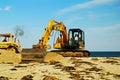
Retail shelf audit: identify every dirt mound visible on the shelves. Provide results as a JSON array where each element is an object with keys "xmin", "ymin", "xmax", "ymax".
[
  {"xmin": 21, "ymin": 75, "xmax": 33, "ymax": 80},
  {"xmin": 43, "ymin": 76, "xmax": 59, "ymax": 80},
  {"xmin": 0, "ymin": 49, "xmax": 21, "ymax": 63},
  {"xmin": 44, "ymin": 52, "xmax": 65, "ymax": 63},
  {"xmin": 0, "ymin": 76, "xmax": 9, "ymax": 80}
]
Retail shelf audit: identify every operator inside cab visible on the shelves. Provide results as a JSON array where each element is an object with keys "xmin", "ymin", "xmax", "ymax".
[
  {"xmin": 2, "ymin": 37, "xmax": 7, "ymax": 42},
  {"xmin": 74, "ymin": 34, "xmax": 79, "ymax": 45}
]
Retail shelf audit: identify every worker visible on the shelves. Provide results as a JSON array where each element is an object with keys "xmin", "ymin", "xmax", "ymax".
[
  {"xmin": 74, "ymin": 34, "xmax": 79, "ymax": 45},
  {"xmin": 3, "ymin": 37, "xmax": 7, "ymax": 42}
]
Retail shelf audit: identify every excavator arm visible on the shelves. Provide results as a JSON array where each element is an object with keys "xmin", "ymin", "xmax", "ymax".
[{"xmin": 33, "ymin": 20, "xmax": 68, "ymax": 50}]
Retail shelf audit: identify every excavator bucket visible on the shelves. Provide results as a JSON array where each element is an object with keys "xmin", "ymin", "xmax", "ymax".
[{"xmin": 22, "ymin": 48, "xmax": 46, "ymax": 62}]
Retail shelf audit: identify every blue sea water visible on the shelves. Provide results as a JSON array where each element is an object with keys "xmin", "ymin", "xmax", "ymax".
[{"xmin": 90, "ymin": 51, "xmax": 120, "ymax": 57}]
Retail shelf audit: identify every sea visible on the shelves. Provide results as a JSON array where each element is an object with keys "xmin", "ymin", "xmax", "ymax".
[{"xmin": 90, "ymin": 51, "xmax": 120, "ymax": 57}]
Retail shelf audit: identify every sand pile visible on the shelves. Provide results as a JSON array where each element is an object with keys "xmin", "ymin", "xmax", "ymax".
[
  {"xmin": 44, "ymin": 52, "xmax": 65, "ymax": 63},
  {"xmin": 44, "ymin": 52, "xmax": 73, "ymax": 66},
  {"xmin": 0, "ymin": 49, "xmax": 21, "ymax": 63}
]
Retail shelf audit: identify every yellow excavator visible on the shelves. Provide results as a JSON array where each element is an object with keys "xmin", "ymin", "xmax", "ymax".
[
  {"xmin": 22, "ymin": 20, "xmax": 90, "ymax": 62},
  {"xmin": 33, "ymin": 20, "xmax": 90, "ymax": 57}
]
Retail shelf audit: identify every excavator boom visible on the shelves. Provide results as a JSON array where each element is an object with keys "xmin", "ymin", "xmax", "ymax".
[{"xmin": 33, "ymin": 20, "xmax": 68, "ymax": 49}]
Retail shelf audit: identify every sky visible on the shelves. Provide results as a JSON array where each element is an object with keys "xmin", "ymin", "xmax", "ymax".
[{"xmin": 0, "ymin": 0, "xmax": 120, "ymax": 51}]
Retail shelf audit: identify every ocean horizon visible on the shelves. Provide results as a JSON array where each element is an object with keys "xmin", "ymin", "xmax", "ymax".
[{"xmin": 90, "ymin": 51, "xmax": 120, "ymax": 57}]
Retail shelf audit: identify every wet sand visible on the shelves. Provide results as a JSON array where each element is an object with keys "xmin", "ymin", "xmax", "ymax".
[{"xmin": 0, "ymin": 57, "xmax": 120, "ymax": 80}]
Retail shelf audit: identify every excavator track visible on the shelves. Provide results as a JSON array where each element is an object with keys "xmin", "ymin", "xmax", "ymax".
[{"xmin": 50, "ymin": 49, "xmax": 90, "ymax": 57}]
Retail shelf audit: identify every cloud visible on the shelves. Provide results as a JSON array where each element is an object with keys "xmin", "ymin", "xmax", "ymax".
[
  {"xmin": 0, "ymin": 6, "xmax": 11, "ymax": 11},
  {"xmin": 57, "ymin": 0, "xmax": 117, "ymax": 15},
  {"xmin": 0, "ymin": 8, "xmax": 2, "ymax": 11},
  {"xmin": 87, "ymin": 23, "xmax": 120, "ymax": 32},
  {"xmin": 87, "ymin": 11, "xmax": 114, "ymax": 19},
  {"xmin": 4, "ymin": 6, "xmax": 11, "ymax": 11},
  {"xmin": 63, "ymin": 17, "xmax": 82, "ymax": 26}
]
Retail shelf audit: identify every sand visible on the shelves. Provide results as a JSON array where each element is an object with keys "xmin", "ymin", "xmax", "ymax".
[
  {"xmin": 0, "ymin": 57, "xmax": 120, "ymax": 80},
  {"xmin": 0, "ymin": 50, "xmax": 21, "ymax": 63}
]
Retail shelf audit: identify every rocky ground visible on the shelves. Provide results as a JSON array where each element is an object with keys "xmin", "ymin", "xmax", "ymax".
[{"xmin": 0, "ymin": 57, "xmax": 120, "ymax": 80}]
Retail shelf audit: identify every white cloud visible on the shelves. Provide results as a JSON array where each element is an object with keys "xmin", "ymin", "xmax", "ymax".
[
  {"xmin": 0, "ymin": 8, "xmax": 2, "ymax": 11},
  {"xmin": 87, "ymin": 23, "xmax": 120, "ymax": 32},
  {"xmin": 87, "ymin": 11, "xmax": 114, "ymax": 19},
  {"xmin": 4, "ymin": 6, "xmax": 11, "ymax": 11},
  {"xmin": 57, "ymin": 0, "xmax": 117, "ymax": 15},
  {"xmin": 64, "ymin": 17, "xmax": 82, "ymax": 26},
  {"xmin": 0, "ymin": 6, "xmax": 11, "ymax": 11}
]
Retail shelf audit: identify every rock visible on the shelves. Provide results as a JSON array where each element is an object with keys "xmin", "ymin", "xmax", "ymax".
[
  {"xmin": 53, "ymin": 63, "xmax": 63, "ymax": 69},
  {"xmin": 49, "ymin": 61, "xmax": 61, "ymax": 65},
  {"xmin": 69, "ymin": 72, "xmax": 80, "ymax": 79},
  {"xmin": 21, "ymin": 75, "xmax": 33, "ymax": 80},
  {"xmin": 14, "ymin": 65, "xmax": 27, "ymax": 68},
  {"xmin": 10, "ymin": 68, "xmax": 17, "ymax": 71},
  {"xmin": 72, "ymin": 60, "xmax": 82, "ymax": 64},
  {"xmin": 43, "ymin": 76, "xmax": 59, "ymax": 80},
  {"xmin": 62, "ymin": 66, "xmax": 75, "ymax": 72},
  {"xmin": 113, "ymin": 74, "xmax": 120, "ymax": 79},
  {"xmin": 72, "ymin": 60, "xmax": 96, "ymax": 66},
  {"xmin": 0, "ymin": 76, "xmax": 9, "ymax": 80},
  {"xmin": 102, "ymin": 60, "xmax": 118, "ymax": 64},
  {"xmin": 80, "ymin": 61, "xmax": 96, "ymax": 66},
  {"xmin": 87, "ymin": 66, "xmax": 102, "ymax": 72}
]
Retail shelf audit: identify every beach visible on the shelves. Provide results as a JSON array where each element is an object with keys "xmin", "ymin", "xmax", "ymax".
[{"xmin": 0, "ymin": 57, "xmax": 120, "ymax": 80}]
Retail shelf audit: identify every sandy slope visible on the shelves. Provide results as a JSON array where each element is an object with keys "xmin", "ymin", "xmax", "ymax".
[{"xmin": 0, "ymin": 57, "xmax": 120, "ymax": 80}]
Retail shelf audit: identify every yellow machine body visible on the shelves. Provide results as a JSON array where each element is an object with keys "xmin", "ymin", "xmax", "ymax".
[{"xmin": 0, "ymin": 34, "xmax": 21, "ymax": 63}]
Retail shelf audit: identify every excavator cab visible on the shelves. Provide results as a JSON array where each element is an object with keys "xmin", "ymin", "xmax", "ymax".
[
  {"xmin": 53, "ymin": 28, "xmax": 89, "ymax": 57},
  {"xmin": 68, "ymin": 29, "xmax": 85, "ymax": 49}
]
